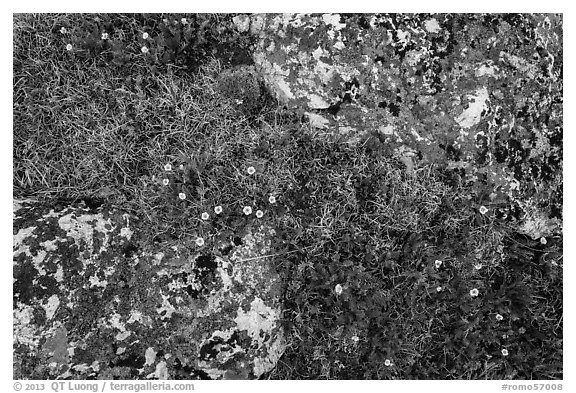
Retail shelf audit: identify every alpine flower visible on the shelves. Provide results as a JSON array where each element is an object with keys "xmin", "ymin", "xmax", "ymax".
[
  {"xmin": 162, "ymin": 178, "xmax": 169, "ymax": 186},
  {"xmin": 434, "ymin": 260, "xmax": 442, "ymax": 268},
  {"xmin": 141, "ymin": 46, "xmax": 149, "ymax": 54},
  {"xmin": 60, "ymin": 27, "xmax": 67, "ymax": 34},
  {"xmin": 142, "ymin": 32, "xmax": 149, "ymax": 40},
  {"xmin": 243, "ymin": 206, "xmax": 252, "ymax": 215},
  {"xmin": 179, "ymin": 193, "xmax": 186, "ymax": 200},
  {"xmin": 214, "ymin": 206, "xmax": 223, "ymax": 214},
  {"xmin": 195, "ymin": 237, "xmax": 205, "ymax": 247},
  {"xmin": 256, "ymin": 210, "xmax": 264, "ymax": 218},
  {"xmin": 335, "ymin": 284, "xmax": 343, "ymax": 295},
  {"xmin": 268, "ymin": 195, "xmax": 276, "ymax": 204},
  {"xmin": 501, "ymin": 349, "xmax": 509, "ymax": 356},
  {"xmin": 66, "ymin": 43, "xmax": 73, "ymax": 51},
  {"xmin": 470, "ymin": 288, "xmax": 479, "ymax": 297},
  {"xmin": 247, "ymin": 166, "xmax": 256, "ymax": 175},
  {"xmin": 479, "ymin": 205, "xmax": 488, "ymax": 215},
  {"xmin": 201, "ymin": 212, "xmax": 209, "ymax": 220},
  {"xmin": 496, "ymin": 314, "xmax": 504, "ymax": 321},
  {"xmin": 164, "ymin": 163, "xmax": 172, "ymax": 171},
  {"xmin": 384, "ymin": 359, "xmax": 392, "ymax": 367},
  {"xmin": 101, "ymin": 32, "xmax": 109, "ymax": 40}
]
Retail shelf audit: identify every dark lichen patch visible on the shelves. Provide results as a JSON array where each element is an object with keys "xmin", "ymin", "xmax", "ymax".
[
  {"xmin": 196, "ymin": 254, "xmax": 217, "ymax": 270},
  {"xmin": 109, "ymin": 352, "xmax": 146, "ymax": 376},
  {"xmin": 122, "ymin": 242, "xmax": 139, "ymax": 258},
  {"xmin": 13, "ymin": 260, "xmax": 39, "ymax": 304},
  {"xmin": 199, "ymin": 331, "xmax": 240, "ymax": 361},
  {"xmin": 220, "ymin": 244, "xmax": 234, "ymax": 256},
  {"xmin": 171, "ymin": 357, "xmax": 211, "ymax": 380}
]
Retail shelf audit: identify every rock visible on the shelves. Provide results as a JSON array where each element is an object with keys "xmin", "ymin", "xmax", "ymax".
[
  {"xmin": 13, "ymin": 199, "xmax": 285, "ymax": 379},
  {"xmin": 518, "ymin": 206, "xmax": 562, "ymax": 240},
  {"xmin": 232, "ymin": 15, "xmax": 250, "ymax": 33},
  {"xmin": 234, "ymin": 12, "xmax": 563, "ymax": 243}
]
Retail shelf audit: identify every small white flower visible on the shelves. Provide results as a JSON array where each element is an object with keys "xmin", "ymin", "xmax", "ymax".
[
  {"xmin": 247, "ymin": 166, "xmax": 256, "ymax": 175},
  {"xmin": 142, "ymin": 32, "xmax": 149, "ymax": 40},
  {"xmin": 101, "ymin": 32, "xmax": 109, "ymax": 40},
  {"xmin": 496, "ymin": 314, "xmax": 504, "ymax": 321},
  {"xmin": 141, "ymin": 46, "xmax": 149, "ymax": 54},
  {"xmin": 479, "ymin": 205, "xmax": 488, "ymax": 215},
  {"xmin": 384, "ymin": 359, "xmax": 392, "ymax": 367},
  {"xmin": 214, "ymin": 206, "xmax": 223, "ymax": 214},
  {"xmin": 162, "ymin": 178, "xmax": 169, "ymax": 186},
  {"xmin": 434, "ymin": 260, "xmax": 442, "ymax": 269},
  {"xmin": 540, "ymin": 237, "xmax": 547, "ymax": 245},
  {"xmin": 501, "ymin": 349, "xmax": 509, "ymax": 356},
  {"xmin": 243, "ymin": 206, "xmax": 252, "ymax": 215},
  {"xmin": 178, "ymin": 193, "xmax": 186, "ymax": 200},
  {"xmin": 60, "ymin": 27, "xmax": 67, "ymax": 34},
  {"xmin": 470, "ymin": 288, "xmax": 479, "ymax": 297},
  {"xmin": 474, "ymin": 263, "xmax": 483, "ymax": 270},
  {"xmin": 179, "ymin": 164, "xmax": 184, "ymax": 170},
  {"xmin": 164, "ymin": 163, "xmax": 172, "ymax": 171},
  {"xmin": 181, "ymin": 18, "xmax": 188, "ymax": 25},
  {"xmin": 436, "ymin": 286, "xmax": 443, "ymax": 292},
  {"xmin": 335, "ymin": 284, "xmax": 343, "ymax": 295},
  {"xmin": 201, "ymin": 212, "xmax": 209, "ymax": 220},
  {"xmin": 66, "ymin": 43, "xmax": 73, "ymax": 51},
  {"xmin": 351, "ymin": 335, "xmax": 359, "ymax": 343},
  {"xmin": 256, "ymin": 210, "xmax": 264, "ymax": 218},
  {"xmin": 195, "ymin": 237, "xmax": 205, "ymax": 247},
  {"xmin": 268, "ymin": 195, "xmax": 276, "ymax": 204}
]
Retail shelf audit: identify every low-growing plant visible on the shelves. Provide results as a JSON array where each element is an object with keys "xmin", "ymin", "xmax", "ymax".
[{"xmin": 13, "ymin": 13, "xmax": 562, "ymax": 380}]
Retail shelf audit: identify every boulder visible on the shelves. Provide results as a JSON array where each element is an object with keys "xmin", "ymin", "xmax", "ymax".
[
  {"xmin": 235, "ymin": 12, "xmax": 563, "ymax": 240},
  {"xmin": 13, "ymin": 199, "xmax": 285, "ymax": 379}
]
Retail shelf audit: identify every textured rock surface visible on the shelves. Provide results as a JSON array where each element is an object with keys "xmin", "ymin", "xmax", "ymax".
[
  {"xmin": 234, "ymin": 13, "xmax": 562, "ymax": 240},
  {"xmin": 13, "ymin": 199, "xmax": 285, "ymax": 380}
]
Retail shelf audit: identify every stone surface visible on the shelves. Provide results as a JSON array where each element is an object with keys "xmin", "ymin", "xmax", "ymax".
[
  {"xmin": 235, "ymin": 13, "xmax": 562, "ymax": 239},
  {"xmin": 13, "ymin": 199, "xmax": 285, "ymax": 379}
]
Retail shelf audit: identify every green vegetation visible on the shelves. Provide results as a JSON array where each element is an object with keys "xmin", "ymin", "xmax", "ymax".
[{"xmin": 13, "ymin": 14, "xmax": 562, "ymax": 379}]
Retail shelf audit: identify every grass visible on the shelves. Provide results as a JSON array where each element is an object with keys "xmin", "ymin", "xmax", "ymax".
[{"xmin": 13, "ymin": 13, "xmax": 563, "ymax": 380}]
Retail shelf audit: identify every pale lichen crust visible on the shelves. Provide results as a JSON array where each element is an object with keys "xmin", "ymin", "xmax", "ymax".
[{"xmin": 14, "ymin": 200, "xmax": 285, "ymax": 380}]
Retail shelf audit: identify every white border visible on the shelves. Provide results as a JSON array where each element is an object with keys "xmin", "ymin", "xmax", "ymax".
[{"xmin": 4, "ymin": 4, "xmax": 570, "ymax": 391}]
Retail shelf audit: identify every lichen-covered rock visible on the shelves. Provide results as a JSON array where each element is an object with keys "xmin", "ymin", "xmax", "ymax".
[
  {"xmin": 13, "ymin": 199, "xmax": 285, "ymax": 380},
  {"xmin": 234, "ymin": 12, "xmax": 562, "ymax": 241}
]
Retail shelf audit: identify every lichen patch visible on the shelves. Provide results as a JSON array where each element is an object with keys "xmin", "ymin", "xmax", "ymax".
[
  {"xmin": 234, "ymin": 297, "xmax": 279, "ymax": 348},
  {"xmin": 455, "ymin": 87, "xmax": 490, "ymax": 129}
]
